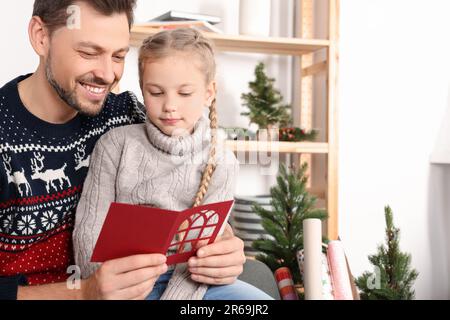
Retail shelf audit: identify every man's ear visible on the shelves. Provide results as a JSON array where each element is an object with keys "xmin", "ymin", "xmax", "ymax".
[
  {"xmin": 206, "ymin": 81, "xmax": 217, "ymax": 107},
  {"xmin": 28, "ymin": 16, "xmax": 50, "ymax": 57}
]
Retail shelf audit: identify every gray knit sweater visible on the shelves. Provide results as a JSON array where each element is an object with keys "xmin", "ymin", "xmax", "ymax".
[{"xmin": 73, "ymin": 115, "xmax": 239, "ymax": 300}]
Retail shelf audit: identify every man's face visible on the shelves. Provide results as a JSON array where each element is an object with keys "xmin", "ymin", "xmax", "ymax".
[{"xmin": 44, "ymin": 1, "xmax": 130, "ymax": 116}]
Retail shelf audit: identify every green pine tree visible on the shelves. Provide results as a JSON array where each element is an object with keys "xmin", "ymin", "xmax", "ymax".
[
  {"xmin": 355, "ymin": 206, "xmax": 419, "ymax": 300},
  {"xmin": 252, "ymin": 163, "xmax": 327, "ymax": 284},
  {"xmin": 241, "ymin": 62, "xmax": 292, "ymax": 129}
]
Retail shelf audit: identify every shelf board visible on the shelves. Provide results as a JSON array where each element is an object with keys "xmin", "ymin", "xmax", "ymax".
[
  {"xmin": 130, "ymin": 26, "xmax": 330, "ymax": 56},
  {"xmin": 225, "ymin": 140, "xmax": 329, "ymax": 154}
]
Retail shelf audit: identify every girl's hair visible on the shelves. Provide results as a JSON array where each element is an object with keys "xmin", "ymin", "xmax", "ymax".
[{"xmin": 138, "ymin": 28, "xmax": 218, "ymax": 208}]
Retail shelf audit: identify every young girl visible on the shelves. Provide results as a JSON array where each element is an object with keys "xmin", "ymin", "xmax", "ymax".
[{"xmin": 73, "ymin": 28, "xmax": 272, "ymax": 300}]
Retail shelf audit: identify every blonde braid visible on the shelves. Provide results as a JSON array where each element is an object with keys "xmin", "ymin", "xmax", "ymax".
[
  {"xmin": 193, "ymin": 98, "xmax": 218, "ymax": 208},
  {"xmin": 176, "ymin": 99, "xmax": 218, "ymax": 247}
]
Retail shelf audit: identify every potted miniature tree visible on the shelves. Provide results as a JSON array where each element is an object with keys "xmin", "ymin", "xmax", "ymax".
[
  {"xmin": 241, "ymin": 62, "xmax": 317, "ymax": 142},
  {"xmin": 252, "ymin": 163, "xmax": 327, "ymax": 285},
  {"xmin": 356, "ymin": 206, "xmax": 419, "ymax": 300}
]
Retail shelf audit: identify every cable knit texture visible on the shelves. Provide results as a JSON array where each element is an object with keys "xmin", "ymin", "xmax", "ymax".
[{"xmin": 73, "ymin": 115, "xmax": 239, "ymax": 300}]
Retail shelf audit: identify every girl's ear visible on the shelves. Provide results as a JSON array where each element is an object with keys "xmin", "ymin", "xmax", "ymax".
[{"xmin": 206, "ymin": 81, "xmax": 217, "ymax": 107}]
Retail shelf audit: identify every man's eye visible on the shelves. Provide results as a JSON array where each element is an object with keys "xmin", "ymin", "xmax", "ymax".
[
  {"xmin": 80, "ymin": 52, "xmax": 96, "ymax": 58},
  {"xmin": 113, "ymin": 56, "xmax": 125, "ymax": 62}
]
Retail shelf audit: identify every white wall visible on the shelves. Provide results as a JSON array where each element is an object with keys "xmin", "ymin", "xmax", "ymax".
[
  {"xmin": 339, "ymin": 0, "xmax": 450, "ymax": 299},
  {"xmin": 0, "ymin": 0, "xmax": 37, "ymax": 85}
]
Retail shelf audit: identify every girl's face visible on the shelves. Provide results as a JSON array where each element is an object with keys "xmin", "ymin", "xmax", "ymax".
[{"xmin": 142, "ymin": 52, "xmax": 216, "ymax": 136}]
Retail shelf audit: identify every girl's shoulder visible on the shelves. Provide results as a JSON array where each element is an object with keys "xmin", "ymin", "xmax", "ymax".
[
  {"xmin": 97, "ymin": 123, "xmax": 147, "ymax": 151},
  {"xmin": 215, "ymin": 143, "xmax": 240, "ymax": 167}
]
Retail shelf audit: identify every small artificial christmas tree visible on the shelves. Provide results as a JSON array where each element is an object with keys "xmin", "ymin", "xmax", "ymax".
[
  {"xmin": 355, "ymin": 206, "xmax": 419, "ymax": 300},
  {"xmin": 241, "ymin": 62, "xmax": 292, "ymax": 129},
  {"xmin": 252, "ymin": 163, "xmax": 327, "ymax": 284}
]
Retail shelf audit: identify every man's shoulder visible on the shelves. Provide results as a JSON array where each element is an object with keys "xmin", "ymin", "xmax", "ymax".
[
  {"xmin": 0, "ymin": 75, "xmax": 27, "ymax": 109},
  {"xmin": 101, "ymin": 90, "xmax": 146, "ymax": 124},
  {"xmin": 105, "ymin": 90, "xmax": 138, "ymax": 107},
  {"xmin": 0, "ymin": 75, "xmax": 25, "ymax": 94},
  {"xmin": 0, "ymin": 75, "xmax": 30, "ymax": 132}
]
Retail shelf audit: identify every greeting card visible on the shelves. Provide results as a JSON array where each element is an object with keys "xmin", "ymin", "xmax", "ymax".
[{"xmin": 91, "ymin": 200, "xmax": 234, "ymax": 265}]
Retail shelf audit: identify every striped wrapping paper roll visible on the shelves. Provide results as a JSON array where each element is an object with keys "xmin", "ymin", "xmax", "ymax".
[
  {"xmin": 274, "ymin": 267, "xmax": 299, "ymax": 300},
  {"xmin": 327, "ymin": 240, "xmax": 353, "ymax": 300}
]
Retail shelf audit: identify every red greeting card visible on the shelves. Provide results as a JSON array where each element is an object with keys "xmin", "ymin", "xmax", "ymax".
[{"xmin": 90, "ymin": 200, "xmax": 234, "ymax": 265}]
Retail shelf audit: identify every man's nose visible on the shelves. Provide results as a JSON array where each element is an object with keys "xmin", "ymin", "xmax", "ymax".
[{"xmin": 92, "ymin": 57, "xmax": 115, "ymax": 85}]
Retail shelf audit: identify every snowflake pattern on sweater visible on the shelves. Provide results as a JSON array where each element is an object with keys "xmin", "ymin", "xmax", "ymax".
[{"xmin": 0, "ymin": 74, "xmax": 145, "ymax": 285}]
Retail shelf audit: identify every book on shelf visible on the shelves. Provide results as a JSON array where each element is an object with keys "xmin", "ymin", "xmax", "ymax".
[
  {"xmin": 137, "ymin": 20, "xmax": 223, "ymax": 34},
  {"xmin": 150, "ymin": 10, "xmax": 221, "ymax": 25},
  {"xmin": 91, "ymin": 200, "xmax": 234, "ymax": 265}
]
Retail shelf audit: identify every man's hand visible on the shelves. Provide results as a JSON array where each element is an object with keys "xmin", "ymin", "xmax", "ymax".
[
  {"xmin": 188, "ymin": 224, "xmax": 246, "ymax": 285},
  {"xmin": 81, "ymin": 254, "xmax": 168, "ymax": 300}
]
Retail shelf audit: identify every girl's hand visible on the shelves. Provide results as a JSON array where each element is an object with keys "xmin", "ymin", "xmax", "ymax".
[
  {"xmin": 81, "ymin": 254, "xmax": 168, "ymax": 300},
  {"xmin": 187, "ymin": 225, "xmax": 246, "ymax": 285}
]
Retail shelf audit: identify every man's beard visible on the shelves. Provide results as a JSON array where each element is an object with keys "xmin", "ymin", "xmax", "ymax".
[{"xmin": 45, "ymin": 54, "xmax": 112, "ymax": 117}]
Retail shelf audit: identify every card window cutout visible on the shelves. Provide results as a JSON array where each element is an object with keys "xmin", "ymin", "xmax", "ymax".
[{"xmin": 167, "ymin": 210, "xmax": 220, "ymax": 256}]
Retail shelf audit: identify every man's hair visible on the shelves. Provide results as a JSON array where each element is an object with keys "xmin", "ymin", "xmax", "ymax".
[{"xmin": 33, "ymin": 0, "xmax": 137, "ymax": 33}]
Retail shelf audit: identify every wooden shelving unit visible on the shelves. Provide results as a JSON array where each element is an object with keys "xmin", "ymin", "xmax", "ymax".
[
  {"xmin": 131, "ymin": 26, "xmax": 329, "ymax": 55},
  {"xmin": 130, "ymin": 0, "xmax": 340, "ymax": 240},
  {"xmin": 224, "ymin": 140, "xmax": 329, "ymax": 154}
]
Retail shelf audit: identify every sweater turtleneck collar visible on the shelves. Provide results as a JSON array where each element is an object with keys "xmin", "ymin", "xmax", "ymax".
[{"xmin": 145, "ymin": 115, "xmax": 211, "ymax": 157}]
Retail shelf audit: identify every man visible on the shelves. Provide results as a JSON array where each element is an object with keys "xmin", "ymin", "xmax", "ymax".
[{"xmin": 0, "ymin": 0, "xmax": 247, "ymax": 300}]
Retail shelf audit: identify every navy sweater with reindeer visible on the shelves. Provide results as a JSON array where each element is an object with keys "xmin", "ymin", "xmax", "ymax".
[{"xmin": 0, "ymin": 74, "xmax": 145, "ymax": 285}]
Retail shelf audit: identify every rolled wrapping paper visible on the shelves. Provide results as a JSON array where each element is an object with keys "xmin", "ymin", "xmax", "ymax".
[
  {"xmin": 320, "ymin": 252, "xmax": 335, "ymax": 300},
  {"xmin": 327, "ymin": 240, "xmax": 353, "ymax": 300},
  {"xmin": 303, "ymin": 218, "xmax": 323, "ymax": 300},
  {"xmin": 297, "ymin": 250, "xmax": 334, "ymax": 300},
  {"xmin": 274, "ymin": 267, "xmax": 299, "ymax": 300},
  {"xmin": 297, "ymin": 250, "xmax": 305, "ymax": 279}
]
